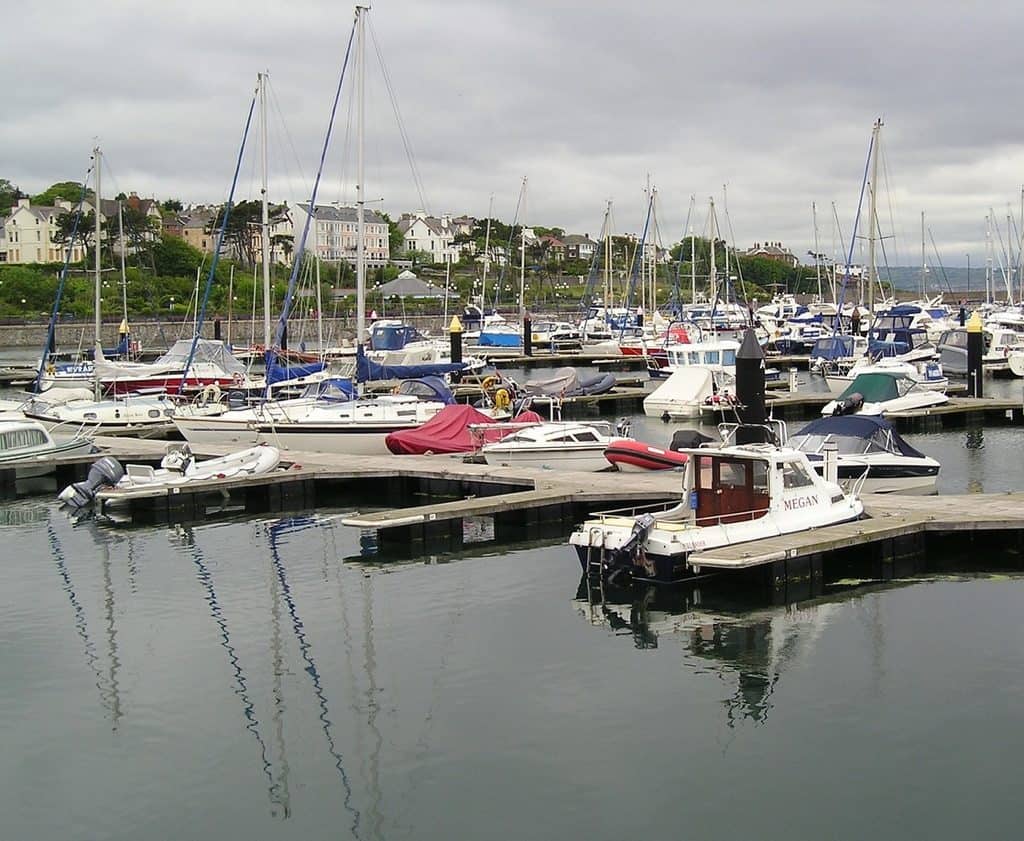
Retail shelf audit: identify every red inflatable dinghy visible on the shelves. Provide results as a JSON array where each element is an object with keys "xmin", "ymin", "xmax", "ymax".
[{"xmin": 603, "ymin": 438, "xmax": 688, "ymax": 471}]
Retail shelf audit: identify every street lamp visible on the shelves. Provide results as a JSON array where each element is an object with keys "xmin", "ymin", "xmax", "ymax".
[{"xmin": 168, "ymin": 296, "xmax": 175, "ymax": 314}]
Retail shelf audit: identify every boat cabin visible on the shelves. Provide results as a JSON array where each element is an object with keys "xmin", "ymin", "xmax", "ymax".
[
  {"xmin": 0, "ymin": 421, "xmax": 51, "ymax": 455},
  {"xmin": 682, "ymin": 447, "xmax": 823, "ymax": 527},
  {"xmin": 663, "ymin": 340, "xmax": 740, "ymax": 371},
  {"xmin": 370, "ymin": 321, "xmax": 429, "ymax": 351}
]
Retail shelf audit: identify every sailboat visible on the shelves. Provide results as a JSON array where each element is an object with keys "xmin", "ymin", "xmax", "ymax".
[{"xmin": 174, "ymin": 8, "xmax": 462, "ymax": 455}]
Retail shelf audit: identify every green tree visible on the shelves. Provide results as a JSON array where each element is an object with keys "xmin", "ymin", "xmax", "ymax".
[
  {"xmin": 32, "ymin": 181, "xmax": 89, "ymax": 207},
  {"xmin": 151, "ymin": 234, "xmax": 204, "ymax": 277},
  {"xmin": 0, "ymin": 179, "xmax": 22, "ymax": 214},
  {"xmin": 161, "ymin": 198, "xmax": 183, "ymax": 213},
  {"xmin": 53, "ymin": 210, "xmax": 97, "ymax": 261},
  {"xmin": 378, "ymin": 212, "xmax": 405, "ymax": 257}
]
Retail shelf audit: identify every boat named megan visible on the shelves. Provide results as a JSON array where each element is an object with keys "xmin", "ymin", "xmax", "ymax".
[{"xmin": 569, "ymin": 440, "xmax": 863, "ymax": 583}]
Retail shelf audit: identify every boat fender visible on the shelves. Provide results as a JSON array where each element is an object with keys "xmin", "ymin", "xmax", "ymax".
[
  {"xmin": 494, "ymin": 388, "xmax": 511, "ymax": 410},
  {"xmin": 481, "ymin": 375, "xmax": 499, "ymax": 393},
  {"xmin": 57, "ymin": 456, "xmax": 126, "ymax": 508}
]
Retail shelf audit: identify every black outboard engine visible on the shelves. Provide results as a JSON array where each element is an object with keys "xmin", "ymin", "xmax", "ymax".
[
  {"xmin": 832, "ymin": 392, "xmax": 864, "ymax": 416},
  {"xmin": 58, "ymin": 456, "xmax": 125, "ymax": 508}
]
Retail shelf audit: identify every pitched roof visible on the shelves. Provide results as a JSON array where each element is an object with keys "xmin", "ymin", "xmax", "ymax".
[
  {"xmin": 298, "ymin": 203, "xmax": 385, "ymax": 225},
  {"xmin": 562, "ymin": 234, "xmax": 597, "ymax": 246}
]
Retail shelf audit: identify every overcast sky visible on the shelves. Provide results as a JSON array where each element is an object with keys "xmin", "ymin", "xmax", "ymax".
[{"xmin": 7, "ymin": 0, "xmax": 1024, "ymax": 267}]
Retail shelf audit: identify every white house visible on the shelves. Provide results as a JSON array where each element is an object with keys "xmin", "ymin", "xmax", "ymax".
[
  {"xmin": 2, "ymin": 198, "xmax": 88, "ymax": 264},
  {"xmin": 397, "ymin": 212, "xmax": 462, "ymax": 263},
  {"xmin": 563, "ymin": 233, "xmax": 599, "ymax": 262},
  {"xmin": 295, "ymin": 203, "xmax": 389, "ymax": 267}
]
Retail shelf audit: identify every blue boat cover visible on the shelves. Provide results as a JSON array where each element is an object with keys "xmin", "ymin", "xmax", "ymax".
[
  {"xmin": 356, "ymin": 344, "xmax": 466, "ymax": 382},
  {"xmin": 793, "ymin": 414, "xmax": 927, "ymax": 458},
  {"xmin": 267, "ymin": 361, "xmax": 327, "ymax": 384}
]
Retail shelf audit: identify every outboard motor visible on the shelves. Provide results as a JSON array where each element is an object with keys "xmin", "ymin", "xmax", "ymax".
[
  {"xmin": 58, "ymin": 456, "xmax": 125, "ymax": 508},
  {"xmin": 832, "ymin": 392, "xmax": 864, "ymax": 416},
  {"xmin": 615, "ymin": 417, "xmax": 632, "ymax": 438}
]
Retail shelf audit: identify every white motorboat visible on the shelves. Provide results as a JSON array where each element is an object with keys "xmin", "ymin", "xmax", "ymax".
[
  {"xmin": 653, "ymin": 339, "xmax": 740, "ymax": 379},
  {"xmin": 172, "ymin": 377, "xmax": 455, "ymax": 455},
  {"xmin": 478, "ymin": 420, "xmax": 626, "ymax": 471},
  {"xmin": 824, "ymin": 356, "xmax": 948, "ymax": 394},
  {"xmin": 788, "ymin": 414, "xmax": 940, "ymax": 495},
  {"xmin": 24, "ymin": 390, "xmax": 225, "ymax": 438},
  {"xmin": 0, "ymin": 419, "xmax": 95, "ymax": 477},
  {"xmin": 644, "ymin": 367, "xmax": 719, "ymax": 420},
  {"xmin": 569, "ymin": 440, "xmax": 863, "ymax": 583},
  {"xmin": 58, "ymin": 443, "xmax": 282, "ymax": 507},
  {"xmin": 821, "ymin": 371, "xmax": 949, "ymax": 416}
]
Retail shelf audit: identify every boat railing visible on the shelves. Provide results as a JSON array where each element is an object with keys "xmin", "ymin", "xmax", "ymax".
[{"xmin": 585, "ymin": 499, "xmax": 684, "ymax": 521}]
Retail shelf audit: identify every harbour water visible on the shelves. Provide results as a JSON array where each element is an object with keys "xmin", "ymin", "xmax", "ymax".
[{"xmin": 3, "ymin": 373, "xmax": 1024, "ymax": 839}]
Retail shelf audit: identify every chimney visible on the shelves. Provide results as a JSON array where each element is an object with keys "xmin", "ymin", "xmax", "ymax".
[{"xmin": 17, "ymin": 198, "xmax": 30, "ymax": 209}]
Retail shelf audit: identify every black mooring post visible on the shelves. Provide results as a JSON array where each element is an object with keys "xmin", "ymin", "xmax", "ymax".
[
  {"xmin": 523, "ymin": 314, "xmax": 533, "ymax": 357},
  {"xmin": 449, "ymin": 315, "xmax": 463, "ymax": 382},
  {"xmin": 966, "ymin": 311, "xmax": 983, "ymax": 398},
  {"xmin": 735, "ymin": 327, "xmax": 767, "ymax": 445}
]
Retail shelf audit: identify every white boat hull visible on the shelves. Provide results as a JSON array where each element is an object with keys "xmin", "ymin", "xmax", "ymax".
[
  {"xmin": 480, "ymin": 446, "xmax": 611, "ymax": 472},
  {"xmin": 174, "ymin": 415, "xmax": 410, "ymax": 455}
]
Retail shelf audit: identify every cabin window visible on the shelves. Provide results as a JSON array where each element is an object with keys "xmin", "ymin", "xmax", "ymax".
[
  {"xmin": 782, "ymin": 461, "xmax": 816, "ymax": 489},
  {"xmin": 572, "ymin": 431, "xmax": 599, "ymax": 442}
]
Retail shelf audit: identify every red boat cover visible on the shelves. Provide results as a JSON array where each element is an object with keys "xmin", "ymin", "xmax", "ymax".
[{"xmin": 386, "ymin": 405, "xmax": 543, "ymax": 455}]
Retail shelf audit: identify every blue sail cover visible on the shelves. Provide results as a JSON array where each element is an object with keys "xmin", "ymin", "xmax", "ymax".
[
  {"xmin": 355, "ymin": 344, "xmax": 466, "ymax": 382},
  {"xmin": 267, "ymin": 360, "xmax": 327, "ymax": 385}
]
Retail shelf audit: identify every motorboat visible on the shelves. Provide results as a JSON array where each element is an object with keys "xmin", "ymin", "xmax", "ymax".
[
  {"xmin": 58, "ymin": 443, "xmax": 282, "ymax": 508},
  {"xmin": 479, "ymin": 420, "xmax": 628, "ymax": 471},
  {"xmin": 172, "ymin": 375, "xmax": 457, "ymax": 455},
  {"xmin": 23, "ymin": 390, "xmax": 225, "ymax": 438},
  {"xmin": 788, "ymin": 414, "xmax": 940, "ymax": 494},
  {"xmin": 824, "ymin": 356, "xmax": 948, "ymax": 394},
  {"xmin": 821, "ymin": 371, "xmax": 949, "ymax": 416},
  {"xmin": 529, "ymin": 321, "xmax": 582, "ymax": 350},
  {"xmin": 936, "ymin": 326, "xmax": 1024, "ymax": 376},
  {"xmin": 385, "ymin": 404, "xmax": 543, "ymax": 455},
  {"xmin": 40, "ymin": 338, "xmax": 254, "ymax": 396},
  {"xmin": 644, "ymin": 367, "xmax": 719, "ymax": 420},
  {"xmin": 651, "ymin": 339, "xmax": 739, "ymax": 379},
  {"xmin": 0, "ymin": 418, "xmax": 95, "ymax": 477},
  {"xmin": 569, "ymin": 440, "xmax": 863, "ymax": 583}
]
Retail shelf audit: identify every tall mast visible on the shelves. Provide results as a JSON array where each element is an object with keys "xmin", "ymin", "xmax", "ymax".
[
  {"xmin": 812, "ymin": 201, "xmax": 822, "ymax": 302},
  {"xmin": 93, "ymin": 146, "xmax": 102, "ymax": 360},
  {"xmin": 920, "ymin": 210, "xmax": 926, "ymax": 299},
  {"xmin": 650, "ymin": 185, "xmax": 658, "ymax": 315},
  {"xmin": 118, "ymin": 200, "xmax": 128, "ymax": 327},
  {"xmin": 518, "ymin": 176, "xmax": 527, "ymax": 323},
  {"xmin": 355, "ymin": 6, "xmax": 367, "ymax": 354},
  {"xmin": 259, "ymin": 71, "xmax": 272, "ymax": 349},
  {"xmin": 690, "ymin": 195, "xmax": 696, "ymax": 304},
  {"xmin": 481, "ymin": 195, "xmax": 493, "ymax": 309},
  {"xmin": 986, "ymin": 212, "xmax": 993, "ymax": 304},
  {"xmin": 867, "ymin": 118, "xmax": 882, "ymax": 312},
  {"xmin": 315, "ymin": 256, "xmax": 324, "ymax": 353},
  {"xmin": 708, "ymin": 198, "xmax": 718, "ymax": 304},
  {"xmin": 604, "ymin": 200, "xmax": 612, "ymax": 309}
]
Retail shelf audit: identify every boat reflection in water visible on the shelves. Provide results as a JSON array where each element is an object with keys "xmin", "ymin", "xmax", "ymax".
[{"xmin": 573, "ymin": 574, "xmax": 913, "ymax": 726}]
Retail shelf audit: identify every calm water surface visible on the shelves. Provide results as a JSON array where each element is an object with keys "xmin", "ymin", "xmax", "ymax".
[
  {"xmin": 3, "ymin": 500, "xmax": 1024, "ymax": 840},
  {"xmin": 3, "ymin": 362, "xmax": 1024, "ymax": 839}
]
